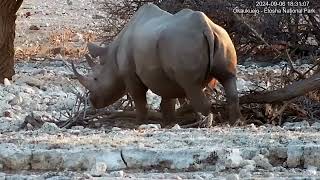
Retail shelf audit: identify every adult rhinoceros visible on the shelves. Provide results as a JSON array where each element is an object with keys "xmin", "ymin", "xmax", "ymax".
[{"xmin": 72, "ymin": 3, "xmax": 242, "ymax": 126}]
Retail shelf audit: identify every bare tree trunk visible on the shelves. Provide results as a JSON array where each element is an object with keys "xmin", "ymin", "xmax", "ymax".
[
  {"xmin": 0, "ymin": 0, "xmax": 23, "ymax": 83},
  {"xmin": 240, "ymin": 72, "xmax": 320, "ymax": 104}
]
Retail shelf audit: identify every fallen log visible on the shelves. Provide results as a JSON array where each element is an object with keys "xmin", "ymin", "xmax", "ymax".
[{"xmin": 240, "ymin": 72, "xmax": 320, "ymax": 104}]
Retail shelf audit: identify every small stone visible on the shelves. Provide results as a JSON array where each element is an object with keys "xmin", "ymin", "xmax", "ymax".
[
  {"xmin": 82, "ymin": 173, "xmax": 93, "ymax": 179},
  {"xmin": 311, "ymin": 122, "xmax": 320, "ymax": 130},
  {"xmin": 41, "ymin": 22, "xmax": 49, "ymax": 27},
  {"xmin": 191, "ymin": 163, "xmax": 201, "ymax": 170},
  {"xmin": 225, "ymin": 149, "xmax": 243, "ymax": 168},
  {"xmin": 306, "ymin": 165, "xmax": 317, "ymax": 175},
  {"xmin": 71, "ymin": 126, "xmax": 84, "ymax": 130},
  {"xmin": 67, "ymin": 0, "xmax": 72, "ymax": 5},
  {"xmin": 240, "ymin": 160, "xmax": 255, "ymax": 167},
  {"xmin": 29, "ymin": 25, "xmax": 40, "ymax": 30},
  {"xmin": 9, "ymin": 95, "xmax": 23, "ymax": 106},
  {"xmin": 35, "ymin": 69, "xmax": 47, "ymax": 75},
  {"xmin": 171, "ymin": 124, "xmax": 181, "ymax": 130},
  {"xmin": 264, "ymin": 172, "xmax": 274, "ymax": 177},
  {"xmin": 286, "ymin": 145, "xmax": 303, "ymax": 168},
  {"xmin": 272, "ymin": 166, "xmax": 287, "ymax": 172},
  {"xmin": 25, "ymin": 78, "xmax": 43, "ymax": 89},
  {"xmin": 283, "ymin": 121, "xmax": 310, "ymax": 130},
  {"xmin": 288, "ymin": 168, "xmax": 297, "ymax": 173},
  {"xmin": 25, "ymin": 11, "xmax": 32, "ymax": 18},
  {"xmin": 90, "ymin": 162, "xmax": 107, "ymax": 177},
  {"xmin": 248, "ymin": 123, "xmax": 258, "ymax": 131},
  {"xmin": 40, "ymin": 122, "xmax": 60, "ymax": 133},
  {"xmin": 92, "ymin": 14, "xmax": 105, "ymax": 19},
  {"xmin": 269, "ymin": 145, "xmax": 287, "ymax": 160},
  {"xmin": 3, "ymin": 78, "xmax": 11, "ymax": 86},
  {"xmin": 252, "ymin": 154, "xmax": 273, "ymax": 170},
  {"xmin": 94, "ymin": 122, "xmax": 101, "ymax": 127},
  {"xmin": 192, "ymin": 175, "xmax": 204, "ymax": 180},
  {"xmin": 12, "ymin": 105, "xmax": 22, "ymax": 111},
  {"xmin": 243, "ymin": 164, "xmax": 256, "ymax": 172},
  {"xmin": 303, "ymin": 145, "xmax": 320, "ymax": 168},
  {"xmin": 215, "ymin": 164, "xmax": 226, "ymax": 172},
  {"xmin": 239, "ymin": 169, "xmax": 251, "ymax": 178},
  {"xmin": 260, "ymin": 148, "xmax": 269, "ymax": 156},
  {"xmin": 110, "ymin": 170, "xmax": 124, "ymax": 177},
  {"xmin": 112, "ymin": 127, "xmax": 122, "ymax": 131},
  {"xmin": 41, "ymin": 86, "xmax": 48, "ymax": 91},
  {"xmin": 3, "ymin": 110, "xmax": 13, "ymax": 118},
  {"xmin": 225, "ymin": 174, "xmax": 239, "ymax": 180},
  {"xmin": 24, "ymin": 87, "xmax": 35, "ymax": 94},
  {"xmin": 55, "ymin": 54, "xmax": 63, "ymax": 60},
  {"xmin": 69, "ymin": 129, "xmax": 81, "ymax": 135},
  {"xmin": 72, "ymin": 33, "xmax": 84, "ymax": 42},
  {"xmin": 138, "ymin": 124, "xmax": 161, "ymax": 130},
  {"xmin": 26, "ymin": 123, "xmax": 34, "ymax": 130}
]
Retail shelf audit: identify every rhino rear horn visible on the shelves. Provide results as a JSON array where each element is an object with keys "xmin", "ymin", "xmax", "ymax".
[
  {"xmin": 85, "ymin": 54, "xmax": 96, "ymax": 69},
  {"xmin": 87, "ymin": 42, "xmax": 105, "ymax": 58}
]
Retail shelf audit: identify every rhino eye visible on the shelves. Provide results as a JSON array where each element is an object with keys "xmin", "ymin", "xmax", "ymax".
[{"xmin": 94, "ymin": 77, "xmax": 98, "ymax": 81}]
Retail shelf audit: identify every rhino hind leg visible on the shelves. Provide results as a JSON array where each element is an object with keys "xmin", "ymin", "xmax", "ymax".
[
  {"xmin": 220, "ymin": 76, "xmax": 242, "ymax": 125},
  {"xmin": 160, "ymin": 98, "xmax": 176, "ymax": 126}
]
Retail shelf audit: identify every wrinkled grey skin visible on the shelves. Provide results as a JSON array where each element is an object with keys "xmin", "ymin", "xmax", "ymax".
[{"xmin": 72, "ymin": 4, "xmax": 242, "ymax": 126}]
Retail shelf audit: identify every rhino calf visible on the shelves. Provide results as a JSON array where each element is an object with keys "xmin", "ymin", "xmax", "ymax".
[{"xmin": 72, "ymin": 4, "xmax": 242, "ymax": 126}]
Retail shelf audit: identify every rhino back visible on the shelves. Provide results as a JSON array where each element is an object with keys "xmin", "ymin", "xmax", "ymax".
[{"xmin": 130, "ymin": 10, "xmax": 214, "ymax": 97}]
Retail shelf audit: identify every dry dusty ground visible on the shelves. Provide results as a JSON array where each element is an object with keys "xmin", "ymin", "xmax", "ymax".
[{"xmin": 1, "ymin": 0, "xmax": 320, "ymax": 179}]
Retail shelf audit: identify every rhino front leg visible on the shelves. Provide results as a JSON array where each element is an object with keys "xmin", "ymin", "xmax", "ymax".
[
  {"xmin": 133, "ymin": 93, "xmax": 148, "ymax": 123},
  {"xmin": 221, "ymin": 76, "xmax": 242, "ymax": 125},
  {"xmin": 160, "ymin": 98, "xmax": 176, "ymax": 127},
  {"xmin": 124, "ymin": 75, "xmax": 148, "ymax": 123}
]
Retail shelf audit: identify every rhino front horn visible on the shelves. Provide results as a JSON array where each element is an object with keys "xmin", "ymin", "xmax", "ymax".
[{"xmin": 71, "ymin": 62, "xmax": 91, "ymax": 89}]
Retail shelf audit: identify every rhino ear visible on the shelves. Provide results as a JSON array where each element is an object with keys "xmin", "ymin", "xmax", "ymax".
[{"xmin": 87, "ymin": 42, "xmax": 106, "ymax": 58}]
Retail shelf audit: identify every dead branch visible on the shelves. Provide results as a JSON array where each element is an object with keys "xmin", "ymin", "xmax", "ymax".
[
  {"xmin": 19, "ymin": 113, "xmax": 44, "ymax": 130},
  {"xmin": 286, "ymin": 50, "xmax": 305, "ymax": 80},
  {"xmin": 240, "ymin": 72, "xmax": 320, "ymax": 104},
  {"xmin": 269, "ymin": 100, "xmax": 291, "ymax": 124},
  {"xmin": 302, "ymin": 58, "xmax": 320, "ymax": 77}
]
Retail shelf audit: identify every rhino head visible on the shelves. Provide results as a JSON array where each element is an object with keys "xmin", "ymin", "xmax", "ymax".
[{"xmin": 72, "ymin": 43, "xmax": 126, "ymax": 108}]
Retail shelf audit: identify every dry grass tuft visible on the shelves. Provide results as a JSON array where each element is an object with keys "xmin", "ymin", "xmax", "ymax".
[{"xmin": 15, "ymin": 28, "xmax": 97, "ymax": 60}]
